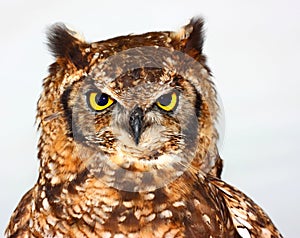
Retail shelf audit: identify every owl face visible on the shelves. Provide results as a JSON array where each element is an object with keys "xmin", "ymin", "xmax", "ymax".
[
  {"xmin": 39, "ymin": 19, "xmax": 220, "ymax": 192},
  {"xmin": 68, "ymin": 65, "xmax": 200, "ymax": 191}
]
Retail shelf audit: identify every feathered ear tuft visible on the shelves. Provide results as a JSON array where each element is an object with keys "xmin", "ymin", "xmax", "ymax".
[
  {"xmin": 184, "ymin": 17, "xmax": 205, "ymax": 55},
  {"xmin": 173, "ymin": 17, "xmax": 205, "ymax": 58},
  {"xmin": 47, "ymin": 23, "xmax": 89, "ymax": 69}
]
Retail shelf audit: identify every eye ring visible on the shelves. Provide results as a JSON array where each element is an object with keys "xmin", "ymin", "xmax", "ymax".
[
  {"xmin": 156, "ymin": 91, "xmax": 178, "ymax": 112},
  {"xmin": 87, "ymin": 91, "xmax": 114, "ymax": 111}
]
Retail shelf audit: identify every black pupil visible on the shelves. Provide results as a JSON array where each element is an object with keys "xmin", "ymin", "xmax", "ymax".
[
  {"xmin": 96, "ymin": 93, "xmax": 109, "ymax": 106},
  {"xmin": 158, "ymin": 93, "xmax": 172, "ymax": 106}
]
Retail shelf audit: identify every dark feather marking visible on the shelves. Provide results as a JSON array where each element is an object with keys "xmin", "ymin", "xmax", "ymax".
[
  {"xmin": 45, "ymin": 183, "xmax": 64, "ymax": 202},
  {"xmin": 194, "ymin": 87, "xmax": 203, "ymax": 118},
  {"xmin": 185, "ymin": 17, "xmax": 205, "ymax": 54},
  {"xmin": 119, "ymin": 191, "xmax": 140, "ymax": 201},
  {"xmin": 47, "ymin": 23, "xmax": 89, "ymax": 69},
  {"xmin": 44, "ymin": 184, "xmax": 65, "ymax": 218},
  {"xmin": 48, "ymin": 62, "xmax": 60, "ymax": 75},
  {"xmin": 61, "ymin": 86, "xmax": 73, "ymax": 137},
  {"xmin": 60, "ymin": 82, "xmax": 95, "ymax": 143},
  {"xmin": 67, "ymin": 168, "xmax": 89, "ymax": 194}
]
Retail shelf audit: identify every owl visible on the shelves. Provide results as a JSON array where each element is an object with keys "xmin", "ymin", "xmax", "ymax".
[{"xmin": 6, "ymin": 18, "xmax": 282, "ymax": 238}]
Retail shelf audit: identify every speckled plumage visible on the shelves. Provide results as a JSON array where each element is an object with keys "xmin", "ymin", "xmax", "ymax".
[{"xmin": 6, "ymin": 18, "xmax": 282, "ymax": 238}]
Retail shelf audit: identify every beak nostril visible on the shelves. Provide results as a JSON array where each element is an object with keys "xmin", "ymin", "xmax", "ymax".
[{"xmin": 129, "ymin": 107, "xmax": 144, "ymax": 145}]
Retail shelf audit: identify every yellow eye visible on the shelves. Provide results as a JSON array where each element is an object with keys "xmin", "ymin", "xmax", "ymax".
[
  {"xmin": 87, "ymin": 92, "xmax": 114, "ymax": 111},
  {"xmin": 156, "ymin": 91, "xmax": 178, "ymax": 112}
]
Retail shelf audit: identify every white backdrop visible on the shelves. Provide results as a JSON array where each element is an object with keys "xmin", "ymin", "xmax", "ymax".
[{"xmin": 0, "ymin": 0, "xmax": 299, "ymax": 237}]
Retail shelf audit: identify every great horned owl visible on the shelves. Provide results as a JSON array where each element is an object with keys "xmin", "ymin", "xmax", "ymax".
[{"xmin": 6, "ymin": 18, "xmax": 282, "ymax": 238}]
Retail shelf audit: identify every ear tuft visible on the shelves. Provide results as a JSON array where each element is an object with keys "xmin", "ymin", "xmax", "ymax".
[
  {"xmin": 172, "ymin": 17, "xmax": 205, "ymax": 57},
  {"xmin": 47, "ymin": 23, "xmax": 89, "ymax": 69},
  {"xmin": 184, "ymin": 17, "xmax": 205, "ymax": 54}
]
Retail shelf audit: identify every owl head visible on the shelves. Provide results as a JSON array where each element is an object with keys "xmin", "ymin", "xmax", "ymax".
[{"xmin": 37, "ymin": 18, "xmax": 221, "ymax": 192}]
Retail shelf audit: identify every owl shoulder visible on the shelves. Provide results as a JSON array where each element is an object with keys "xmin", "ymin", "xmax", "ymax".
[
  {"xmin": 209, "ymin": 177, "xmax": 283, "ymax": 238},
  {"xmin": 5, "ymin": 187, "xmax": 35, "ymax": 237}
]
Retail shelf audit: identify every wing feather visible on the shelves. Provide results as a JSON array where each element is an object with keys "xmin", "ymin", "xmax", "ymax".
[{"xmin": 208, "ymin": 177, "xmax": 283, "ymax": 238}]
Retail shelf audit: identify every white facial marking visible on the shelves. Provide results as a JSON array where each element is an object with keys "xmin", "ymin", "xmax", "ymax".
[
  {"xmin": 42, "ymin": 198, "xmax": 50, "ymax": 210},
  {"xmin": 73, "ymin": 204, "xmax": 81, "ymax": 213},
  {"xmin": 202, "ymin": 214, "xmax": 211, "ymax": 225},
  {"xmin": 172, "ymin": 201, "xmax": 185, "ymax": 207},
  {"xmin": 123, "ymin": 201, "xmax": 134, "ymax": 208},
  {"xmin": 261, "ymin": 228, "xmax": 272, "ymax": 238},
  {"xmin": 134, "ymin": 209, "xmax": 142, "ymax": 220},
  {"xmin": 128, "ymin": 233, "xmax": 139, "ymax": 238},
  {"xmin": 101, "ymin": 231, "xmax": 112, "ymax": 238},
  {"xmin": 145, "ymin": 213, "xmax": 156, "ymax": 222},
  {"xmin": 118, "ymin": 215, "xmax": 127, "ymax": 222},
  {"xmin": 40, "ymin": 191, "xmax": 46, "ymax": 199},
  {"xmin": 114, "ymin": 233, "xmax": 126, "ymax": 238},
  {"xmin": 236, "ymin": 227, "xmax": 251, "ymax": 238},
  {"xmin": 50, "ymin": 176, "xmax": 61, "ymax": 184},
  {"xmin": 101, "ymin": 204, "xmax": 113, "ymax": 212},
  {"xmin": 160, "ymin": 210, "xmax": 173, "ymax": 218},
  {"xmin": 144, "ymin": 193, "xmax": 155, "ymax": 200}
]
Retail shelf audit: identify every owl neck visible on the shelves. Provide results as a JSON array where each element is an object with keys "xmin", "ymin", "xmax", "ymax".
[
  {"xmin": 34, "ymin": 158, "xmax": 201, "ymax": 225},
  {"xmin": 35, "ymin": 112, "xmax": 221, "ymax": 222}
]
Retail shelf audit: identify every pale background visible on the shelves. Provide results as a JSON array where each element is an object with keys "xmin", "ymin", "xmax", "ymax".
[{"xmin": 0, "ymin": 0, "xmax": 299, "ymax": 237}]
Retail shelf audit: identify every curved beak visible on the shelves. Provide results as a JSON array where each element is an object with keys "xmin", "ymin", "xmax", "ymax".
[{"xmin": 129, "ymin": 107, "xmax": 144, "ymax": 145}]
